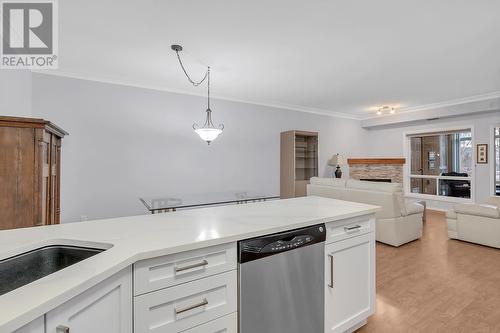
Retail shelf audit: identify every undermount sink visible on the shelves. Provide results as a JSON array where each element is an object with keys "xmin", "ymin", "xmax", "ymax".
[{"xmin": 0, "ymin": 245, "xmax": 105, "ymax": 296}]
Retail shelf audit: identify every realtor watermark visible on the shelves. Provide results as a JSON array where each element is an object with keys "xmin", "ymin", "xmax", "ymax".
[{"xmin": 1, "ymin": 0, "xmax": 58, "ymax": 69}]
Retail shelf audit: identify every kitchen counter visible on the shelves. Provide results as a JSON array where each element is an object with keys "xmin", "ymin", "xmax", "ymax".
[{"xmin": 0, "ymin": 196, "xmax": 378, "ymax": 332}]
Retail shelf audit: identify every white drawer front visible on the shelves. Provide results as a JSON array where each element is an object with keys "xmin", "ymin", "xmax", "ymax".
[
  {"xmin": 134, "ymin": 242, "xmax": 237, "ymax": 295},
  {"xmin": 326, "ymin": 215, "xmax": 374, "ymax": 244},
  {"xmin": 134, "ymin": 271, "xmax": 237, "ymax": 333},
  {"xmin": 182, "ymin": 312, "xmax": 237, "ymax": 333}
]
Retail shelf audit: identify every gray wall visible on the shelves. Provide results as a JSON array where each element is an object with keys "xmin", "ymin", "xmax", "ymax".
[
  {"xmin": 0, "ymin": 71, "xmax": 32, "ymax": 117},
  {"xmin": 364, "ymin": 112, "xmax": 500, "ymax": 209},
  {"xmin": 32, "ymin": 74, "xmax": 367, "ymax": 222},
  {"xmin": 7, "ymin": 71, "xmax": 495, "ymax": 219}
]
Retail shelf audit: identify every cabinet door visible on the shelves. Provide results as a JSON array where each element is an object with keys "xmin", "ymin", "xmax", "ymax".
[
  {"xmin": 36, "ymin": 131, "xmax": 51, "ymax": 226},
  {"xmin": 0, "ymin": 127, "xmax": 36, "ymax": 230},
  {"xmin": 325, "ymin": 233, "xmax": 375, "ymax": 333},
  {"xmin": 46, "ymin": 267, "xmax": 132, "ymax": 333},
  {"xmin": 49, "ymin": 134, "xmax": 61, "ymax": 224}
]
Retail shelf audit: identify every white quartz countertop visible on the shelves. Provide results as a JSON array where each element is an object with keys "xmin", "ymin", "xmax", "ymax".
[{"xmin": 0, "ymin": 196, "xmax": 378, "ymax": 332}]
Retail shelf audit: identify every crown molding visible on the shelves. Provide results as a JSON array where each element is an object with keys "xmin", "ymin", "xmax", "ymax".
[
  {"xmin": 30, "ymin": 70, "xmax": 500, "ymax": 123},
  {"xmin": 31, "ymin": 70, "xmax": 359, "ymax": 120}
]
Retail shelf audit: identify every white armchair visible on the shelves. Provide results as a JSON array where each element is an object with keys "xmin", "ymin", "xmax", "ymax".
[{"xmin": 447, "ymin": 197, "xmax": 500, "ymax": 248}]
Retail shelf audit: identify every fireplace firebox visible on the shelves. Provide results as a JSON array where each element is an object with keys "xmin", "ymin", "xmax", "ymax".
[{"xmin": 360, "ymin": 178, "xmax": 392, "ymax": 183}]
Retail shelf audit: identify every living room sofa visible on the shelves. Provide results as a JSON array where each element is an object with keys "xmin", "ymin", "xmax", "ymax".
[
  {"xmin": 307, "ymin": 177, "xmax": 424, "ymax": 247},
  {"xmin": 447, "ymin": 197, "xmax": 500, "ymax": 248}
]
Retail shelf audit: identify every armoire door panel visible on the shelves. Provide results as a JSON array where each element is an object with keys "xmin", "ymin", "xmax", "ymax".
[
  {"xmin": 54, "ymin": 140, "xmax": 62, "ymax": 223},
  {"xmin": 39, "ymin": 133, "xmax": 51, "ymax": 226},
  {"xmin": 0, "ymin": 127, "xmax": 35, "ymax": 230}
]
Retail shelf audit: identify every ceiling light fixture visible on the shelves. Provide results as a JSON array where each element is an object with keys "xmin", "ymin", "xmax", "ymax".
[
  {"xmin": 376, "ymin": 106, "xmax": 396, "ymax": 116},
  {"xmin": 171, "ymin": 44, "xmax": 224, "ymax": 145}
]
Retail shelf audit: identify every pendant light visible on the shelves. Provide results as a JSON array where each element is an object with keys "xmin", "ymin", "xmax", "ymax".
[{"xmin": 171, "ymin": 45, "xmax": 224, "ymax": 145}]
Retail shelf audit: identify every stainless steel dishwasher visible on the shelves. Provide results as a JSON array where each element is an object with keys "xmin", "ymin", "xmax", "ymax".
[{"xmin": 238, "ymin": 223, "xmax": 326, "ymax": 333}]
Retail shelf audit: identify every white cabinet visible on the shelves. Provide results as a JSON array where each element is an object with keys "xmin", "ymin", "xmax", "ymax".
[
  {"xmin": 325, "ymin": 232, "xmax": 375, "ymax": 333},
  {"xmin": 134, "ymin": 270, "xmax": 237, "ymax": 333},
  {"xmin": 45, "ymin": 266, "xmax": 133, "ymax": 333},
  {"xmin": 13, "ymin": 316, "xmax": 44, "ymax": 333}
]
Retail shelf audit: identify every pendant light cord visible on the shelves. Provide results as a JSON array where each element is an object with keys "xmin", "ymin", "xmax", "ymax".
[
  {"xmin": 174, "ymin": 48, "xmax": 211, "ymax": 110},
  {"xmin": 174, "ymin": 50, "xmax": 209, "ymax": 87},
  {"xmin": 207, "ymin": 67, "xmax": 211, "ymax": 110}
]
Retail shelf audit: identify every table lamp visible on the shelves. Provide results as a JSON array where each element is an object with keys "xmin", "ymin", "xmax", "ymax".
[{"xmin": 328, "ymin": 153, "xmax": 344, "ymax": 178}]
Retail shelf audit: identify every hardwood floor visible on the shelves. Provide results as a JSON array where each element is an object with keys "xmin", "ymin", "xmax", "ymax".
[{"xmin": 357, "ymin": 210, "xmax": 500, "ymax": 333}]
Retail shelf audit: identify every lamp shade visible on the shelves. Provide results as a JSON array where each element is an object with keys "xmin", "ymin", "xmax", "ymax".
[
  {"xmin": 195, "ymin": 128, "xmax": 222, "ymax": 144},
  {"xmin": 328, "ymin": 153, "xmax": 344, "ymax": 166}
]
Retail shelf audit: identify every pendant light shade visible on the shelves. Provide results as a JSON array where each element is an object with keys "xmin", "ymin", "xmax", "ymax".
[
  {"xmin": 193, "ymin": 108, "xmax": 224, "ymax": 144},
  {"xmin": 194, "ymin": 128, "xmax": 223, "ymax": 143}
]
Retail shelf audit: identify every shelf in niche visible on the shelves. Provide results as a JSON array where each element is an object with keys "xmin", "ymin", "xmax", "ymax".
[{"xmin": 281, "ymin": 130, "xmax": 319, "ymax": 198}]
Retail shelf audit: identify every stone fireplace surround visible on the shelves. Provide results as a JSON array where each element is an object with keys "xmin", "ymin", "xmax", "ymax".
[{"xmin": 348, "ymin": 158, "xmax": 405, "ymax": 184}]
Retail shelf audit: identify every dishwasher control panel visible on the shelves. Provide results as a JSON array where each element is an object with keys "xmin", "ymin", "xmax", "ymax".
[
  {"xmin": 238, "ymin": 224, "xmax": 326, "ymax": 263},
  {"xmin": 261, "ymin": 235, "xmax": 313, "ymax": 253}
]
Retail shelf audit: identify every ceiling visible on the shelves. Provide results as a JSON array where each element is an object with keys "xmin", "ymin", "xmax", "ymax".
[{"xmin": 47, "ymin": 0, "xmax": 500, "ymax": 119}]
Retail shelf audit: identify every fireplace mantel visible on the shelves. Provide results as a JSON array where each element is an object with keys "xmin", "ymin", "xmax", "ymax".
[
  {"xmin": 347, "ymin": 158, "xmax": 406, "ymax": 165},
  {"xmin": 348, "ymin": 158, "xmax": 405, "ymax": 183}
]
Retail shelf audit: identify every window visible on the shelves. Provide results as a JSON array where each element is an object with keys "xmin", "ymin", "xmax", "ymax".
[
  {"xmin": 495, "ymin": 127, "xmax": 500, "ymax": 196},
  {"xmin": 407, "ymin": 129, "xmax": 472, "ymax": 200}
]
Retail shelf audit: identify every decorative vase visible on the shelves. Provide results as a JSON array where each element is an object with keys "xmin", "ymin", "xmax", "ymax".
[{"xmin": 335, "ymin": 166, "xmax": 342, "ymax": 179}]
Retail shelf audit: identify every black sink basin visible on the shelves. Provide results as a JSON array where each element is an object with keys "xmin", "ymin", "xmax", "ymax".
[{"xmin": 0, "ymin": 245, "xmax": 105, "ymax": 296}]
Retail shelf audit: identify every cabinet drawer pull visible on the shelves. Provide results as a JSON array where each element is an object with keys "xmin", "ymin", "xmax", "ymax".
[
  {"xmin": 56, "ymin": 325, "xmax": 70, "ymax": 333},
  {"xmin": 175, "ymin": 298, "xmax": 209, "ymax": 315},
  {"xmin": 328, "ymin": 254, "xmax": 334, "ymax": 288},
  {"xmin": 344, "ymin": 225, "xmax": 361, "ymax": 233},
  {"xmin": 175, "ymin": 259, "xmax": 208, "ymax": 272}
]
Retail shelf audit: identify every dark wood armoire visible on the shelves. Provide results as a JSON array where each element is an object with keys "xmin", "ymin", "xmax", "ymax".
[{"xmin": 0, "ymin": 116, "xmax": 68, "ymax": 230}]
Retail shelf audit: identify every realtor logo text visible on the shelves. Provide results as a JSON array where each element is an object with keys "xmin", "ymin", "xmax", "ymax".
[{"xmin": 1, "ymin": 0, "xmax": 58, "ymax": 69}]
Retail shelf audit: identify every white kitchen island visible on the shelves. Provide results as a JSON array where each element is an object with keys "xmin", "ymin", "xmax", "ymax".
[{"xmin": 0, "ymin": 196, "xmax": 378, "ymax": 333}]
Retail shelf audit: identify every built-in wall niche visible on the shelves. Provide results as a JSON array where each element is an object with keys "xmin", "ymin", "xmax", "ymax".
[
  {"xmin": 280, "ymin": 131, "xmax": 319, "ymax": 198},
  {"xmin": 294, "ymin": 134, "xmax": 318, "ymax": 181}
]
